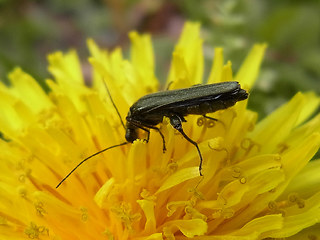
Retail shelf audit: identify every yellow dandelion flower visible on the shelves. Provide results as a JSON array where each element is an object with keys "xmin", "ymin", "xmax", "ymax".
[{"xmin": 1, "ymin": 22, "xmax": 320, "ymax": 240}]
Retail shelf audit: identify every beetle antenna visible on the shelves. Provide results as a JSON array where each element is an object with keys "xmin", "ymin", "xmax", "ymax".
[
  {"xmin": 102, "ymin": 79, "xmax": 126, "ymax": 131},
  {"xmin": 56, "ymin": 141, "xmax": 129, "ymax": 188}
]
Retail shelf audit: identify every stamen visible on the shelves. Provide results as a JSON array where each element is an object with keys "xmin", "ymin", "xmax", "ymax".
[
  {"xmin": 25, "ymin": 222, "xmax": 49, "ymax": 239},
  {"xmin": 34, "ymin": 201, "xmax": 47, "ymax": 217},
  {"xmin": 197, "ymin": 116, "xmax": 205, "ymax": 127},
  {"xmin": 241, "ymin": 138, "xmax": 261, "ymax": 156}
]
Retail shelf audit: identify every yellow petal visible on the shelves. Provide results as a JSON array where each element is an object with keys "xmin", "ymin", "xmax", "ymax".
[
  {"xmin": 285, "ymin": 224, "xmax": 320, "ymax": 240},
  {"xmin": 232, "ymin": 214, "xmax": 283, "ymax": 238},
  {"xmin": 8, "ymin": 68, "xmax": 52, "ymax": 113},
  {"xmin": 137, "ymin": 199, "xmax": 156, "ymax": 233},
  {"xmin": 248, "ymin": 92, "xmax": 306, "ymax": 154},
  {"xmin": 207, "ymin": 47, "xmax": 224, "ymax": 84},
  {"xmin": 156, "ymin": 167, "xmax": 199, "ymax": 194},
  {"xmin": 281, "ymin": 133, "xmax": 320, "ymax": 183},
  {"xmin": 221, "ymin": 61, "xmax": 233, "ymax": 82},
  {"xmin": 129, "ymin": 31, "xmax": 158, "ymax": 89},
  {"xmin": 235, "ymin": 43, "xmax": 267, "ymax": 89},
  {"xmin": 295, "ymin": 92, "xmax": 320, "ymax": 125},
  {"xmin": 281, "ymin": 159, "xmax": 320, "ymax": 199},
  {"xmin": 94, "ymin": 178, "xmax": 115, "ymax": 208},
  {"xmin": 266, "ymin": 192, "xmax": 320, "ymax": 238},
  {"xmin": 138, "ymin": 233, "xmax": 163, "ymax": 240},
  {"xmin": 48, "ymin": 50, "xmax": 83, "ymax": 85},
  {"xmin": 218, "ymin": 180, "xmax": 249, "ymax": 208},
  {"xmin": 167, "ymin": 22, "xmax": 203, "ymax": 87},
  {"xmin": 165, "ymin": 219, "xmax": 207, "ymax": 238}
]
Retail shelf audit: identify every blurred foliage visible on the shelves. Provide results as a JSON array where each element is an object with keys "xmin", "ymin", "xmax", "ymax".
[{"xmin": 0, "ymin": 0, "xmax": 319, "ymax": 118}]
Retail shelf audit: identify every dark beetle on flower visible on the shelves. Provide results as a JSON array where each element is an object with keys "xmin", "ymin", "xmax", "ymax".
[{"xmin": 56, "ymin": 81, "xmax": 248, "ymax": 188}]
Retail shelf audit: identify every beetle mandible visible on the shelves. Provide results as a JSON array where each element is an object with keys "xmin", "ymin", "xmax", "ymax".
[{"xmin": 56, "ymin": 81, "xmax": 248, "ymax": 188}]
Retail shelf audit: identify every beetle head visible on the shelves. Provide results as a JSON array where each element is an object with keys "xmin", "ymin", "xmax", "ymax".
[{"xmin": 125, "ymin": 122, "xmax": 139, "ymax": 143}]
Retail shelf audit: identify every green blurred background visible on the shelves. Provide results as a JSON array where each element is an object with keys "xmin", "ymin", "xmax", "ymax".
[{"xmin": 0, "ymin": 0, "xmax": 319, "ymax": 119}]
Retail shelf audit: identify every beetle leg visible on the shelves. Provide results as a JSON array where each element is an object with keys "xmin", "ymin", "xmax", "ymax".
[
  {"xmin": 146, "ymin": 130, "xmax": 150, "ymax": 142},
  {"xmin": 147, "ymin": 126, "xmax": 167, "ymax": 153},
  {"xmin": 141, "ymin": 128, "xmax": 151, "ymax": 143},
  {"xmin": 130, "ymin": 120, "xmax": 166, "ymax": 153},
  {"xmin": 169, "ymin": 115, "xmax": 203, "ymax": 176},
  {"xmin": 180, "ymin": 116, "xmax": 187, "ymax": 122},
  {"xmin": 203, "ymin": 115, "xmax": 218, "ymax": 121},
  {"xmin": 136, "ymin": 126, "xmax": 149, "ymax": 141},
  {"xmin": 127, "ymin": 122, "xmax": 150, "ymax": 143}
]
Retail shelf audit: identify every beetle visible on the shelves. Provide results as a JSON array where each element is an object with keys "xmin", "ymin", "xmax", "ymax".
[{"xmin": 56, "ymin": 81, "xmax": 248, "ymax": 188}]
